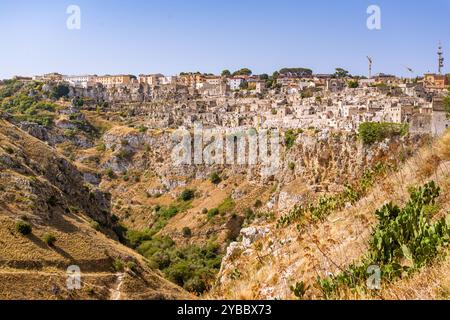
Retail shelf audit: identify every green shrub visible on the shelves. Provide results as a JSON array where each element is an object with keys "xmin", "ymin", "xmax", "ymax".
[
  {"xmin": 158, "ymin": 206, "xmax": 179, "ymax": 219},
  {"xmin": 318, "ymin": 181, "xmax": 450, "ymax": 298},
  {"xmin": 43, "ymin": 233, "xmax": 57, "ymax": 246},
  {"xmin": 347, "ymin": 80, "xmax": 359, "ymax": 88},
  {"xmin": 96, "ymin": 143, "xmax": 106, "ymax": 152},
  {"xmin": 358, "ymin": 122, "xmax": 408, "ymax": 145},
  {"xmin": 209, "ymin": 172, "xmax": 222, "ymax": 185},
  {"xmin": 179, "ymin": 189, "xmax": 195, "ymax": 202},
  {"xmin": 290, "ymin": 281, "xmax": 309, "ymax": 299},
  {"xmin": 182, "ymin": 227, "xmax": 192, "ymax": 238},
  {"xmin": 284, "ymin": 129, "xmax": 298, "ymax": 150},
  {"xmin": 72, "ymin": 97, "xmax": 84, "ymax": 107},
  {"xmin": 288, "ymin": 162, "xmax": 295, "ymax": 170},
  {"xmin": 244, "ymin": 207, "xmax": 256, "ymax": 225},
  {"xmin": 15, "ymin": 220, "xmax": 32, "ymax": 235},
  {"xmin": 86, "ymin": 287, "xmax": 95, "ymax": 296},
  {"xmin": 126, "ymin": 229, "xmax": 153, "ymax": 248},
  {"xmin": 217, "ymin": 197, "xmax": 235, "ymax": 215},
  {"xmin": 3, "ymin": 146, "xmax": 14, "ymax": 154},
  {"xmin": 126, "ymin": 261, "xmax": 137, "ymax": 272},
  {"xmin": 90, "ymin": 220, "xmax": 101, "ymax": 231},
  {"xmin": 51, "ymin": 85, "xmax": 70, "ymax": 99},
  {"xmin": 0, "ymin": 82, "xmax": 58, "ymax": 128},
  {"xmin": 113, "ymin": 259, "xmax": 125, "ymax": 272},
  {"xmin": 138, "ymin": 125, "xmax": 148, "ymax": 133},
  {"xmin": 104, "ymin": 168, "xmax": 115, "ymax": 179},
  {"xmin": 207, "ymin": 208, "xmax": 220, "ymax": 220}
]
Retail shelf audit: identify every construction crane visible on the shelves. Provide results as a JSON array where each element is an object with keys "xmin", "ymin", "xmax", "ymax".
[
  {"xmin": 367, "ymin": 56, "xmax": 373, "ymax": 79},
  {"xmin": 403, "ymin": 65, "xmax": 414, "ymax": 74},
  {"xmin": 401, "ymin": 65, "xmax": 415, "ymax": 82}
]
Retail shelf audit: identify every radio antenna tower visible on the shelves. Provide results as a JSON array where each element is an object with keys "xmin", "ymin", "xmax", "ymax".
[{"xmin": 438, "ymin": 42, "xmax": 444, "ymax": 74}]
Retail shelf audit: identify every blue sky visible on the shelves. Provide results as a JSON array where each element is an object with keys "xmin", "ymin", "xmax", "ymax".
[{"xmin": 0, "ymin": 0, "xmax": 449, "ymax": 79}]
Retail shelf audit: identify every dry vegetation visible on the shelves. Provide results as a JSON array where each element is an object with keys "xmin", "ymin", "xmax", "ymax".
[{"xmin": 211, "ymin": 130, "xmax": 450, "ymax": 300}]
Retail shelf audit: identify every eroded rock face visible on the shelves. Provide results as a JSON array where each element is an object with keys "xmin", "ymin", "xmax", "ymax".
[
  {"xmin": 241, "ymin": 226, "xmax": 270, "ymax": 247},
  {"xmin": 18, "ymin": 122, "xmax": 50, "ymax": 142},
  {"xmin": 278, "ymin": 192, "xmax": 304, "ymax": 211},
  {"xmin": 0, "ymin": 120, "xmax": 113, "ymax": 228}
]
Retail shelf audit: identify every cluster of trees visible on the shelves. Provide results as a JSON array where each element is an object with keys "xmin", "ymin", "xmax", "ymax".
[
  {"xmin": 358, "ymin": 122, "xmax": 409, "ymax": 145},
  {"xmin": 124, "ymin": 223, "xmax": 222, "ymax": 294},
  {"xmin": 179, "ymin": 71, "xmax": 202, "ymax": 76},
  {"xmin": 334, "ymin": 68, "xmax": 350, "ymax": 79},
  {"xmin": 221, "ymin": 68, "xmax": 253, "ymax": 77},
  {"xmin": 279, "ymin": 68, "xmax": 313, "ymax": 77}
]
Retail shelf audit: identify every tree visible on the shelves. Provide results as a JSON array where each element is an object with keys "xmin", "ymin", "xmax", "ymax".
[
  {"xmin": 334, "ymin": 68, "xmax": 350, "ymax": 79},
  {"xmin": 259, "ymin": 73, "xmax": 269, "ymax": 80},
  {"xmin": 232, "ymin": 68, "xmax": 252, "ymax": 76},
  {"xmin": 221, "ymin": 70, "xmax": 231, "ymax": 77}
]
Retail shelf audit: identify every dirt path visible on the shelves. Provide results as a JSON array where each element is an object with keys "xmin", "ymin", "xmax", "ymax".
[
  {"xmin": 110, "ymin": 273, "xmax": 125, "ymax": 300},
  {"xmin": 0, "ymin": 268, "xmax": 126, "ymax": 300}
]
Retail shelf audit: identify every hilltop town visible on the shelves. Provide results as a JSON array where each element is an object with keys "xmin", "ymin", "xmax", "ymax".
[{"xmin": 9, "ymin": 65, "xmax": 450, "ymax": 137}]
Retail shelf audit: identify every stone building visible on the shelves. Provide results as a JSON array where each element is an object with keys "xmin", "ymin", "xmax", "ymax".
[{"xmin": 96, "ymin": 75, "xmax": 134, "ymax": 87}]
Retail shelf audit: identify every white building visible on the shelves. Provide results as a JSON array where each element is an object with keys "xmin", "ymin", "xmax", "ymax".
[
  {"xmin": 159, "ymin": 76, "xmax": 177, "ymax": 85},
  {"xmin": 63, "ymin": 75, "xmax": 97, "ymax": 88},
  {"xmin": 228, "ymin": 78, "xmax": 245, "ymax": 91}
]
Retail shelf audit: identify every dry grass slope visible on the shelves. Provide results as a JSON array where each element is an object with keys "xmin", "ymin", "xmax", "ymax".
[
  {"xmin": 0, "ymin": 120, "xmax": 192, "ymax": 300},
  {"xmin": 212, "ymin": 130, "xmax": 450, "ymax": 300}
]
